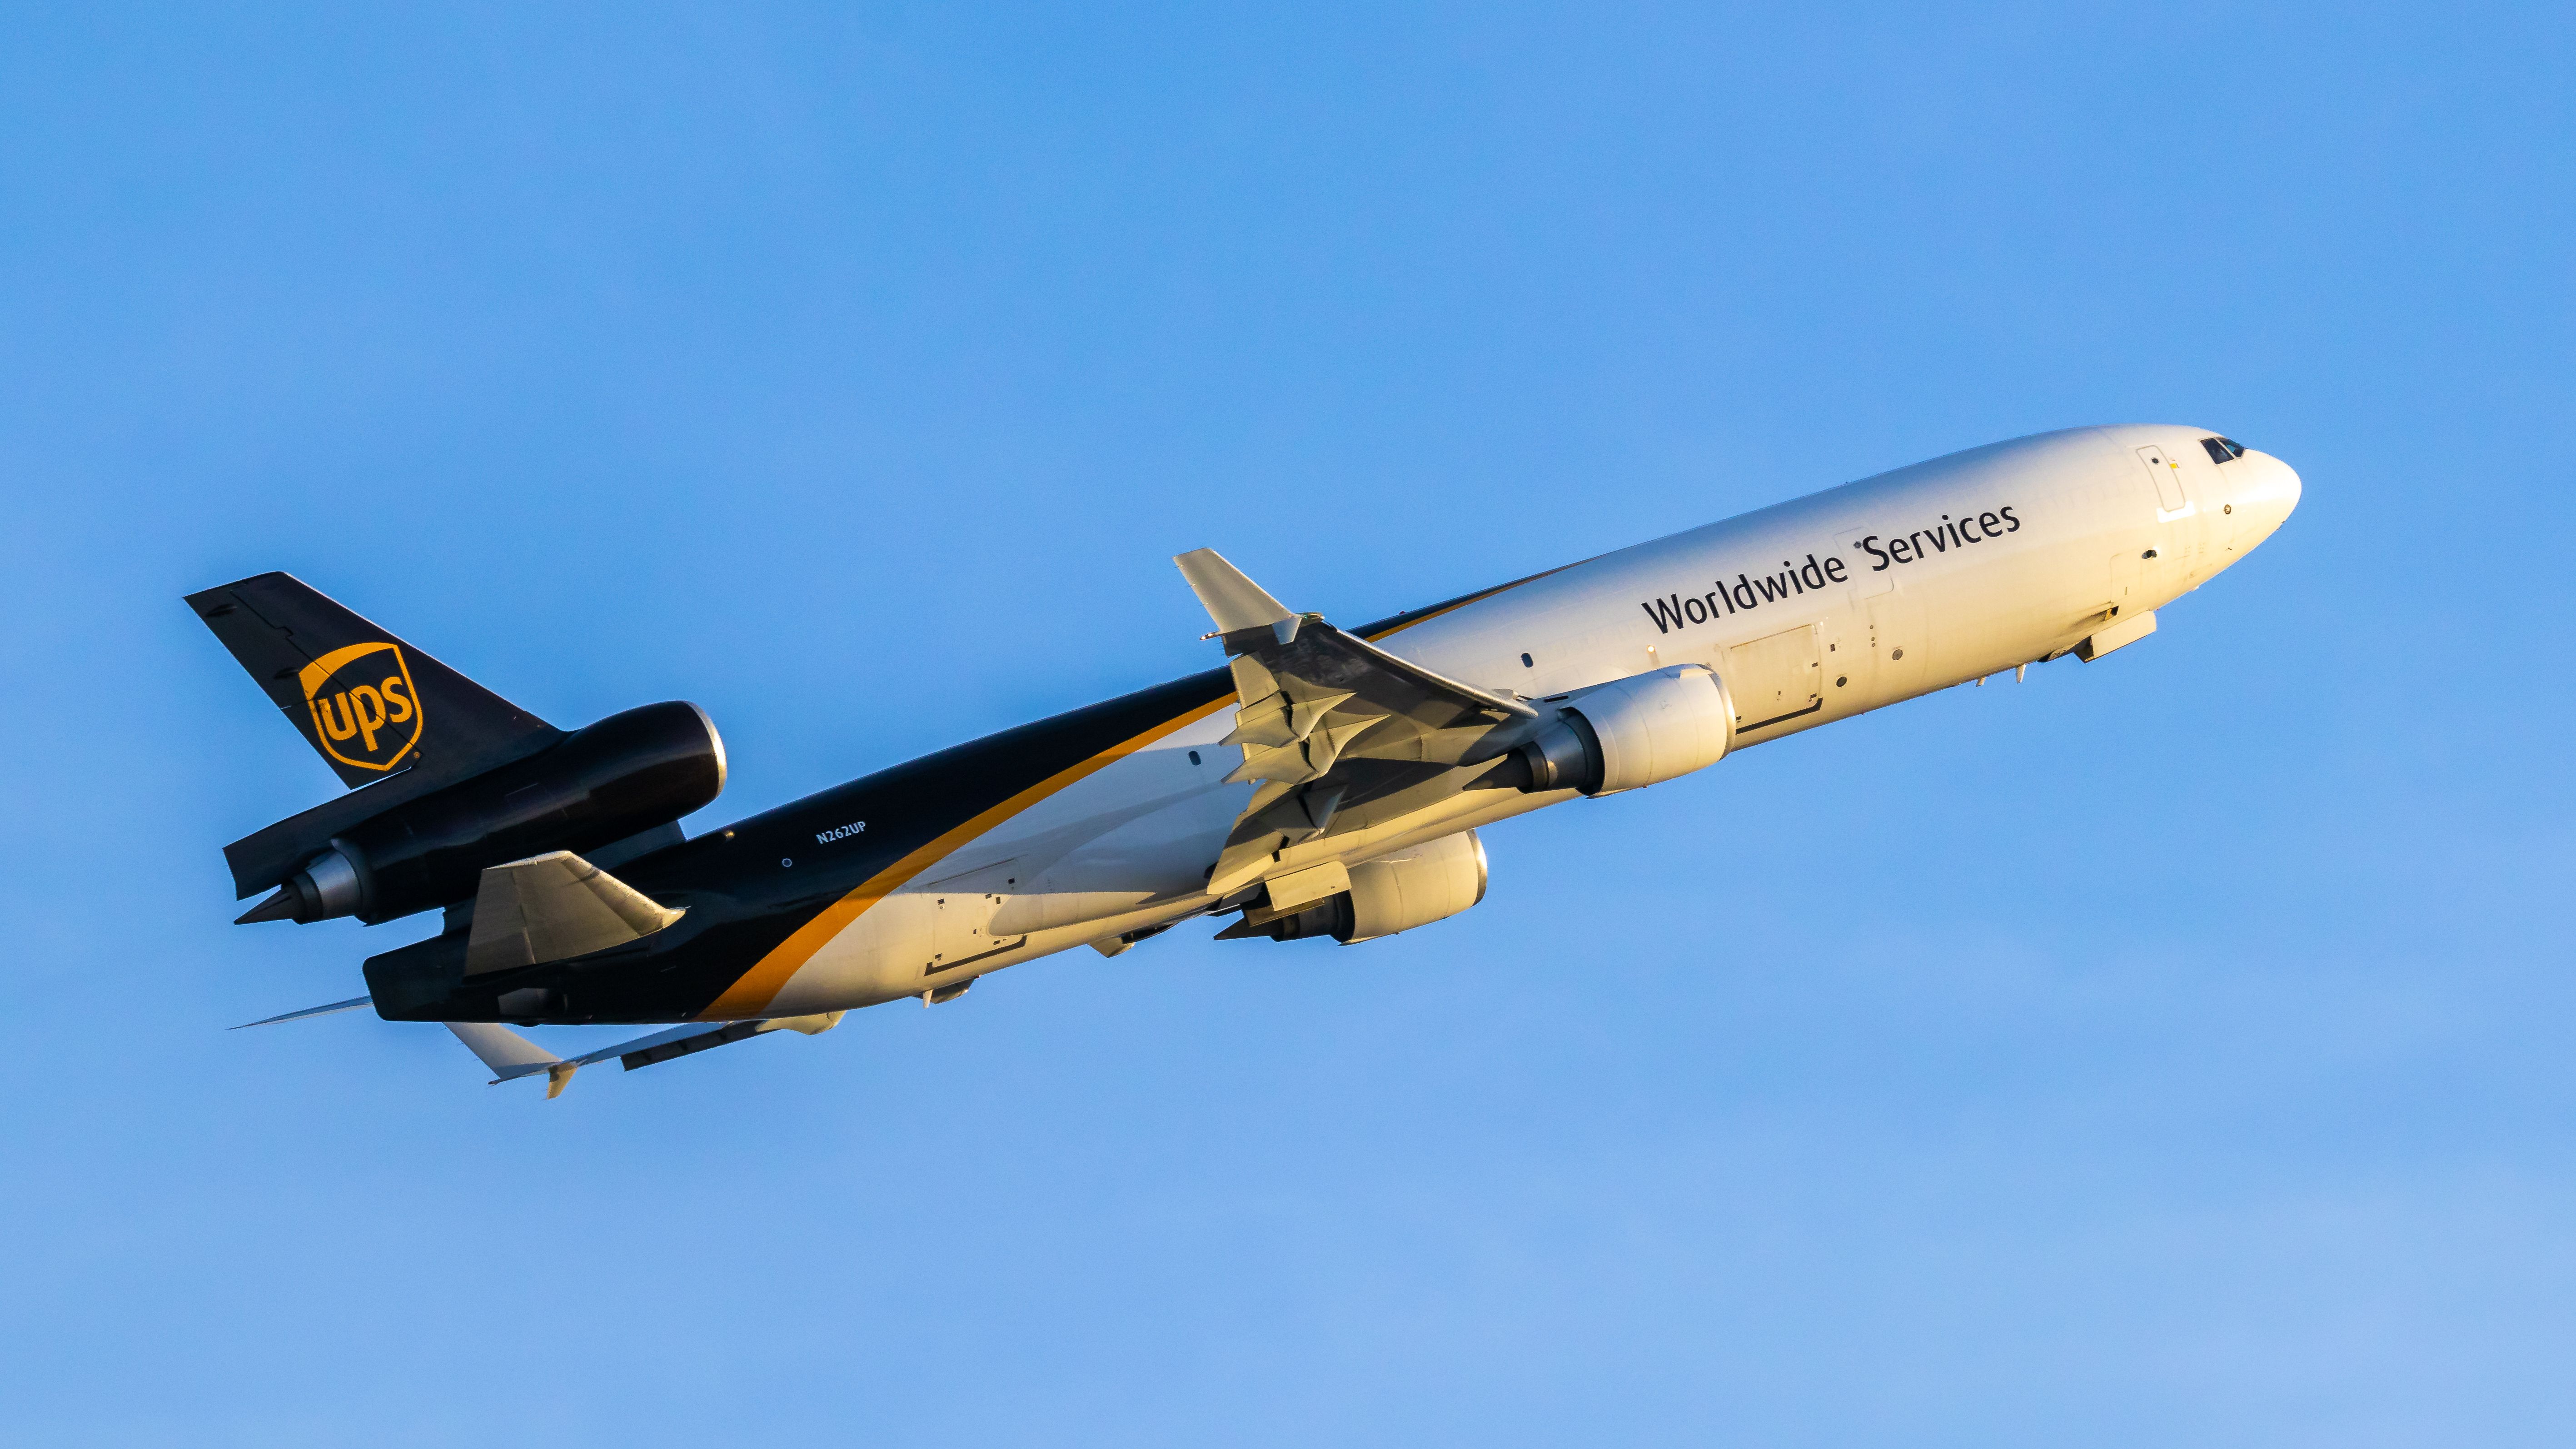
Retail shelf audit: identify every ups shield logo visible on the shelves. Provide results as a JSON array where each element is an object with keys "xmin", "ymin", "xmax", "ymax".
[{"xmin": 299, "ymin": 641, "xmax": 423, "ymax": 772}]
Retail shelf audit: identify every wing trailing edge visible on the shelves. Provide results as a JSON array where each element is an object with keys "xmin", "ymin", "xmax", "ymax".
[{"xmin": 1171, "ymin": 548, "xmax": 1540, "ymax": 898}]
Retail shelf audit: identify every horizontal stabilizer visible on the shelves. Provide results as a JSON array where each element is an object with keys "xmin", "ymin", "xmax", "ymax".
[
  {"xmin": 232, "ymin": 996, "xmax": 373, "ymax": 1029},
  {"xmin": 446, "ymin": 1021, "xmax": 579, "ymax": 1097},
  {"xmin": 445, "ymin": 1012, "xmax": 846, "ymax": 1099},
  {"xmin": 463, "ymin": 851, "xmax": 685, "ymax": 976},
  {"xmin": 447, "ymin": 1021, "xmax": 559, "ymax": 1077}
]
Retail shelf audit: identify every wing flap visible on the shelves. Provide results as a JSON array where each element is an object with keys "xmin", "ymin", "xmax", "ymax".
[{"xmin": 1173, "ymin": 551, "xmax": 1540, "ymax": 898}]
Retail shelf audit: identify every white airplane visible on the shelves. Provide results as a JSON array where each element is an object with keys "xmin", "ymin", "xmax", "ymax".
[{"xmin": 202, "ymin": 425, "xmax": 2299, "ymax": 1094}]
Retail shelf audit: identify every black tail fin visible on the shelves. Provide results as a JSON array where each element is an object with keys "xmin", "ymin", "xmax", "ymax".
[{"xmin": 186, "ymin": 572, "xmax": 561, "ymax": 789}]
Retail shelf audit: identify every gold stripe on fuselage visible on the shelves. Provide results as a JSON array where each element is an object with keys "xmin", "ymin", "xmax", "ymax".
[
  {"xmin": 698, "ymin": 695, "xmax": 1235, "ymax": 1019},
  {"xmin": 703, "ymin": 562, "xmax": 1577, "ymax": 1019}
]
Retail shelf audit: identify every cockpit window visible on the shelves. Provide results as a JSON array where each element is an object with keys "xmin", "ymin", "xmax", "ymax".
[{"xmin": 2201, "ymin": 436, "xmax": 2247, "ymax": 463}]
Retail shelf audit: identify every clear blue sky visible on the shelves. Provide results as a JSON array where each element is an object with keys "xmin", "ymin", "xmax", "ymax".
[{"xmin": 4, "ymin": 4, "xmax": 2570, "ymax": 1444}]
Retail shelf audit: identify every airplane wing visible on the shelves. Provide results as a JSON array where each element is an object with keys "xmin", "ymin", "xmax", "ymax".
[
  {"xmin": 463, "ymin": 850, "xmax": 686, "ymax": 975},
  {"xmin": 1173, "ymin": 549, "xmax": 1538, "ymax": 897}
]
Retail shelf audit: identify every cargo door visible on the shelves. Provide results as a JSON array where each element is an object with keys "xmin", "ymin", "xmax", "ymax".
[
  {"xmin": 1726, "ymin": 624, "xmax": 1824, "ymax": 733},
  {"xmin": 2134, "ymin": 445, "xmax": 2190, "ymax": 513}
]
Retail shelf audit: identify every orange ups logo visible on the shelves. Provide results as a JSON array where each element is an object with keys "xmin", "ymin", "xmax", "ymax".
[{"xmin": 299, "ymin": 642, "xmax": 422, "ymax": 772}]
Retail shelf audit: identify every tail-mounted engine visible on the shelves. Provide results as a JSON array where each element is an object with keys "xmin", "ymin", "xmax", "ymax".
[
  {"xmin": 1483, "ymin": 663, "xmax": 1735, "ymax": 796},
  {"xmin": 235, "ymin": 701, "xmax": 725, "ymax": 926},
  {"xmin": 189, "ymin": 571, "xmax": 728, "ymax": 931}
]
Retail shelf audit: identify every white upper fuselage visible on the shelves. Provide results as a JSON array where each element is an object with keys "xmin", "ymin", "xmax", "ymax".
[{"xmin": 763, "ymin": 425, "xmax": 2302, "ymax": 1015}]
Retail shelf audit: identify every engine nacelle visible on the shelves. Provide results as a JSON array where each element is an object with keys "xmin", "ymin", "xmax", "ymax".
[
  {"xmin": 1346, "ymin": 830, "xmax": 1489, "ymax": 942},
  {"xmin": 245, "ymin": 701, "xmax": 725, "ymax": 925},
  {"xmin": 1243, "ymin": 831, "xmax": 1489, "ymax": 945},
  {"xmin": 1489, "ymin": 664, "xmax": 1734, "ymax": 795}
]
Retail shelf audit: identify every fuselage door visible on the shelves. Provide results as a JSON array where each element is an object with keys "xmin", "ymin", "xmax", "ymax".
[
  {"xmin": 1727, "ymin": 624, "xmax": 1824, "ymax": 732},
  {"xmin": 2135, "ymin": 445, "xmax": 2190, "ymax": 513}
]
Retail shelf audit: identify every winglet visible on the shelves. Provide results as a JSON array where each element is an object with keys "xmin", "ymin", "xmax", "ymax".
[{"xmin": 1174, "ymin": 549, "xmax": 1301, "ymax": 647}]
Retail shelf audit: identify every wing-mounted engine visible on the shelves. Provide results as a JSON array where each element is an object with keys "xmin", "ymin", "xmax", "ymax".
[
  {"xmin": 1174, "ymin": 548, "xmax": 1537, "ymax": 899},
  {"xmin": 1172, "ymin": 550, "xmax": 1741, "ymax": 916},
  {"xmin": 1478, "ymin": 664, "xmax": 1737, "ymax": 796},
  {"xmin": 1220, "ymin": 830, "xmax": 1490, "ymax": 944}
]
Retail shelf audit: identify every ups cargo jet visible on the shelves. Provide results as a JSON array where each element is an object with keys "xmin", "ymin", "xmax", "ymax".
[{"xmin": 202, "ymin": 425, "xmax": 2300, "ymax": 1095}]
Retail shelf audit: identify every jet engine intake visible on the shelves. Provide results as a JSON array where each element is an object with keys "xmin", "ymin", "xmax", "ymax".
[{"xmin": 1485, "ymin": 664, "xmax": 1734, "ymax": 796}]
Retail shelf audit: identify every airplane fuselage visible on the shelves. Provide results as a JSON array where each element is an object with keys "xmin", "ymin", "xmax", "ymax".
[{"xmin": 359, "ymin": 424, "xmax": 2301, "ymax": 1025}]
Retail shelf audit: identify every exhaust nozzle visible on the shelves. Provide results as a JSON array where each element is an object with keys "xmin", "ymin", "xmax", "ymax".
[{"xmin": 234, "ymin": 846, "xmax": 366, "ymax": 925}]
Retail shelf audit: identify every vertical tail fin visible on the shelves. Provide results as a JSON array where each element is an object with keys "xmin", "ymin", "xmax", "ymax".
[{"xmin": 185, "ymin": 572, "xmax": 560, "ymax": 788}]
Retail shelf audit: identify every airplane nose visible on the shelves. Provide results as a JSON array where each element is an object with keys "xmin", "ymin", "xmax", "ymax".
[{"xmin": 2234, "ymin": 451, "xmax": 2301, "ymax": 543}]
